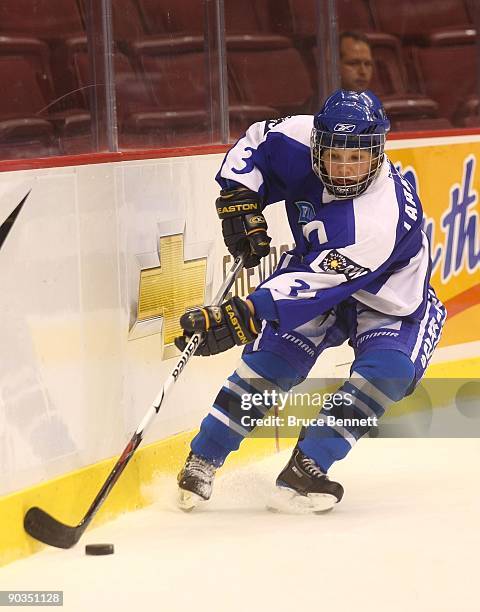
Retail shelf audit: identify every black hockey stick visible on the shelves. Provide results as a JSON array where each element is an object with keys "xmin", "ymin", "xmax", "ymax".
[{"xmin": 24, "ymin": 255, "xmax": 245, "ymax": 548}]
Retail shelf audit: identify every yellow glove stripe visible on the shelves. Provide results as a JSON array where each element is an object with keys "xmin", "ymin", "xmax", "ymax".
[
  {"xmin": 200, "ymin": 307, "xmax": 210, "ymax": 331},
  {"xmin": 249, "ymin": 317, "xmax": 259, "ymax": 335}
]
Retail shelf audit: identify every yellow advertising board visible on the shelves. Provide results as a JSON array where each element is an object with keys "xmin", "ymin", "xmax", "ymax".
[{"xmin": 389, "ymin": 139, "xmax": 480, "ymax": 348}]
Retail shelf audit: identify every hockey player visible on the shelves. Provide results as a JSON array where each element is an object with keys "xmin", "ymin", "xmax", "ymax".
[{"xmin": 174, "ymin": 89, "xmax": 446, "ymax": 513}]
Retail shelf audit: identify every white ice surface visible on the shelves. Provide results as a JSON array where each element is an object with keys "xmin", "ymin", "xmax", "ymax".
[{"xmin": 2, "ymin": 438, "xmax": 479, "ymax": 612}]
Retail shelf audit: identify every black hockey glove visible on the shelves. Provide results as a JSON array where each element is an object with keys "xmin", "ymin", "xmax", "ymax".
[
  {"xmin": 216, "ymin": 187, "xmax": 271, "ymax": 268},
  {"xmin": 174, "ymin": 297, "xmax": 262, "ymax": 356}
]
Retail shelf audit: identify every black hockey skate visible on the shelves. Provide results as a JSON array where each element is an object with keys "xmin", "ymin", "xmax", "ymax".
[
  {"xmin": 177, "ymin": 451, "xmax": 217, "ymax": 512},
  {"xmin": 268, "ymin": 447, "xmax": 344, "ymax": 514}
]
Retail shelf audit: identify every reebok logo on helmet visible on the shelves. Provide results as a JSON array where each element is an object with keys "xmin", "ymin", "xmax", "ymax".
[{"xmin": 333, "ymin": 123, "xmax": 356, "ymax": 132}]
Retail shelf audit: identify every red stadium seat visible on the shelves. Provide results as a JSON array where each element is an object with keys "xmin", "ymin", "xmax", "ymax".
[
  {"xmin": 228, "ymin": 77, "xmax": 281, "ymax": 138},
  {"xmin": 137, "ymin": 0, "xmax": 204, "ymax": 34},
  {"xmin": 314, "ymin": 30, "xmax": 451, "ymax": 131},
  {"xmin": 391, "ymin": 117, "xmax": 453, "ymax": 131},
  {"xmin": 282, "ymin": 0, "xmax": 318, "ymax": 39},
  {"xmin": 118, "ymin": 38, "xmax": 214, "ymax": 146},
  {"xmin": 77, "ymin": 0, "xmax": 147, "ymax": 43},
  {"xmin": 373, "ymin": 0, "xmax": 472, "ymax": 40},
  {"xmin": 228, "ymin": 105, "xmax": 281, "ymax": 139},
  {"xmin": 366, "ymin": 33, "xmax": 408, "ymax": 96},
  {"xmin": 0, "ymin": 1, "xmax": 87, "ymax": 122},
  {"xmin": 130, "ymin": 35, "xmax": 285, "ymax": 143},
  {"xmin": 67, "ymin": 39, "xmax": 194, "ymax": 147},
  {"xmin": 227, "ymin": 35, "xmax": 313, "ymax": 115},
  {"xmin": 0, "ymin": 0, "xmax": 84, "ymax": 41},
  {"xmin": 336, "ymin": 0, "xmax": 377, "ymax": 32},
  {"xmin": 0, "ymin": 38, "xmax": 51, "ymax": 114},
  {"xmin": 288, "ymin": 0, "xmax": 375, "ymax": 39},
  {"xmin": 137, "ymin": 0, "xmax": 286, "ymax": 36},
  {"xmin": 452, "ymin": 94, "xmax": 480, "ymax": 126},
  {"xmin": 0, "ymin": 36, "xmax": 90, "ymax": 154},
  {"xmin": 111, "ymin": 0, "xmax": 148, "ymax": 42},
  {"xmin": 370, "ymin": 39, "xmax": 453, "ymax": 130},
  {"xmin": 133, "ymin": 37, "xmax": 207, "ymax": 113},
  {"xmin": 0, "ymin": 37, "xmax": 59, "ymax": 156},
  {"xmin": 382, "ymin": 95, "xmax": 451, "ymax": 126},
  {"xmin": 462, "ymin": 115, "xmax": 480, "ymax": 127},
  {"xmin": 225, "ymin": 0, "xmax": 273, "ymax": 34},
  {"xmin": 71, "ymin": 46, "xmax": 152, "ymax": 115},
  {"xmin": 412, "ymin": 29, "xmax": 477, "ymax": 121}
]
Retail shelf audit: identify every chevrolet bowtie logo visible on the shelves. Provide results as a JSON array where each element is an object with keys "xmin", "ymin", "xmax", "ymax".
[{"xmin": 130, "ymin": 233, "xmax": 208, "ymax": 352}]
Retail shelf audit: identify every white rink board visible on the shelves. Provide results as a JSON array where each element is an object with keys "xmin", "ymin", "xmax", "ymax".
[{"xmin": 0, "ymin": 154, "xmax": 354, "ymax": 496}]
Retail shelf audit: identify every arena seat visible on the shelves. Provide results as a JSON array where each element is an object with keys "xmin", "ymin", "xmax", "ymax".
[
  {"xmin": 341, "ymin": 23, "xmax": 457, "ymax": 131},
  {"xmin": 71, "ymin": 45, "xmax": 151, "ymax": 114},
  {"xmin": 0, "ymin": 37, "xmax": 61, "ymax": 156},
  {"xmin": 137, "ymin": 0, "xmax": 204, "ymax": 34},
  {"xmin": 67, "ymin": 39, "xmax": 196, "ymax": 147},
  {"xmin": 366, "ymin": 33, "xmax": 407, "ymax": 96},
  {"xmin": 130, "ymin": 34, "xmax": 285, "ymax": 144},
  {"xmin": 279, "ymin": 0, "xmax": 317, "ymax": 41},
  {"xmin": 391, "ymin": 117, "xmax": 453, "ymax": 131},
  {"xmin": 110, "ymin": 0, "xmax": 148, "ymax": 42},
  {"xmin": 382, "ymin": 95, "xmax": 451, "ymax": 127},
  {"xmin": 412, "ymin": 28, "xmax": 477, "ymax": 121},
  {"xmin": 228, "ymin": 105, "xmax": 281, "ymax": 139},
  {"xmin": 0, "ymin": 0, "xmax": 84, "ymax": 41},
  {"xmin": 227, "ymin": 35, "xmax": 313, "ymax": 115},
  {"xmin": 373, "ymin": 0, "xmax": 472, "ymax": 40},
  {"xmin": 312, "ymin": 33, "xmax": 447, "ymax": 128},
  {"xmin": 134, "ymin": 4, "xmax": 313, "ymax": 134},
  {"xmin": 285, "ymin": 0, "xmax": 376, "ymax": 40},
  {"xmin": 229, "ymin": 76, "xmax": 281, "ymax": 138},
  {"xmin": 336, "ymin": 0, "xmax": 377, "ymax": 32},
  {"xmin": 0, "ymin": 35, "xmax": 89, "ymax": 154},
  {"xmin": 76, "ymin": 0, "xmax": 147, "ymax": 44},
  {"xmin": 137, "ymin": 0, "xmax": 287, "ymax": 36},
  {"xmin": 225, "ymin": 0, "xmax": 276, "ymax": 34},
  {"xmin": 0, "ymin": 1, "xmax": 87, "ymax": 127},
  {"xmin": 356, "ymin": 33, "xmax": 453, "ymax": 129},
  {"xmin": 452, "ymin": 94, "xmax": 480, "ymax": 126},
  {"xmin": 120, "ymin": 38, "xmax": 216, "ymax": 146},
  {"xmin": 132, "ymin": 37, "xmax": 207, "ymax": 114}
]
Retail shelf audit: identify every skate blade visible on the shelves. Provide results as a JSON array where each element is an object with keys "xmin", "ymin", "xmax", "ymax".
[
  {"xmin": 266, "ymin": 487, "xmax": 337, "ymax": 515},
  {"xmin": 177, "ymin": 488, "xmax": 204, "ymax": 512}
]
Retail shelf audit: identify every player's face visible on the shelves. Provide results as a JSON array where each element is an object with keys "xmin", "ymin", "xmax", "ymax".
[
  {"xmin": 320, "ymin": 147, "xmax": 373, "ymax": 186},
  {"xmin": 340, "ymin": 38, "xmax": 373, "ymax": 92}
]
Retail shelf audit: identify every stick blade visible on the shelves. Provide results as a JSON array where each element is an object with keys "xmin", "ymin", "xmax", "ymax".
[{"xmin": 24, "ymin": 507, "xmax": 84, "ymax": 549}]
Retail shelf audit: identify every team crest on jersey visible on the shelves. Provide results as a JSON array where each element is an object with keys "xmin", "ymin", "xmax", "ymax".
[
  {"xmin": 320, "ymin": 250, "xmax": 371, "ymax": 280},
  {"xmin": 295, "ymin": 201, "xmax": 315, "ymax": 225}
]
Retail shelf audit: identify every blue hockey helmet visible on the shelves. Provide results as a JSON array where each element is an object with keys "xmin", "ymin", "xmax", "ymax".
[{"xmin": 311, "ymin": 89, "xmax": 390, "ymax": 199}]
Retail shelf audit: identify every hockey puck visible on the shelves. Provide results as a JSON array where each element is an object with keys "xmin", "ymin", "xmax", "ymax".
[{"xmin": 85, "ymin": 543, "xmax": 114, "ymax": 556}]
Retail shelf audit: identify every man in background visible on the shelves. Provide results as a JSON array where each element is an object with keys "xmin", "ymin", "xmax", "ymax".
[{"xmin": 339, "ymin": 31, "xmax": 373, "ymax": 93}]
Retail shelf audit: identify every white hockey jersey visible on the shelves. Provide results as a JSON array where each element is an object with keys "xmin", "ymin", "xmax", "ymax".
[{"xmin": 216, "ymin": 115, "xmax": 433, "ymax": 332}]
